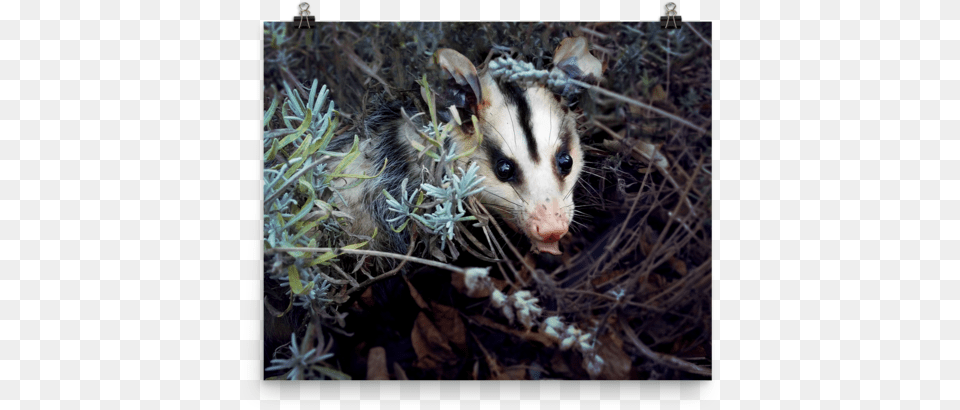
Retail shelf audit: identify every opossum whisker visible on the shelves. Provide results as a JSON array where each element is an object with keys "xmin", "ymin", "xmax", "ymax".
[
  {"xmin": 580, "ymin": 163, "xmax": 606, "ymax": 173},
  {"xmin": 569, "ymin": 218, "xmax": 588, "ymax": 229},
  {"xmin": 578, "ymin": 169, "xmax": 605, "ymax": 179},
  {"xmin": 482, "ymin": 190, "xmax": 524, "ymax": 208},
  {"xmin": 480, "ymin": 197, "xmax": 519, "ymax": 210},
  {"xmin": 561, "ymin": 203, "xmax": 595, "ymax": 215},
  {"xmin": 482, "ymin": 203, "xmax": 521, "ymax": 220},
  {"xmin": 567, "ymin": 215, "xmax": 590, "ymax": 232},
  {"xmin": 506, "ymin": 97, "xmax": 519, "ymax": 149},
  {"xmin": 575, "ymin": 177, "xmax": 603, "ymax": 195},
  {"xmin": 508, "ymin": 184, "xmax": 530, "ymax": 205},
  {"xmin": 484, "ymin": 120, "xmax": 518, "ymax": 159},
  {"xmin": 571, "ymin": 209, "xmax": 593, "ymax": 219},
  {"xmin": 571, "ymin": 196, "xmax": 602, "ymax": 209},
  {"xmin": 550, "ymin": 103, "xmax": 557, "ymax": 148}
]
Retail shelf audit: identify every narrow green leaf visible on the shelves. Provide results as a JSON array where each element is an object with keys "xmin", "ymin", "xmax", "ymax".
[
  {"xmin": 342, "ymin": 238, "xmax": 369, "ymax": 251},
  {"xmin": 263, "ymin": 94, "xmax": 279, "ymax": 128},
  {"xmin": 276, "ymin": 109, "xmax": 312, "ymax": 151},
  {"xmin": 309, "ymin": 250, "xmax": 338, "ymax": 266},
  {"xmin": 283, "ymin": 81, "xmax": 305, "ymax": 117},
  {"xmin": 288, "ymin": 266, "xmax": 304, "ymax": 294},
  {"xmin": 328, "ymin": 135, "xmax": 361, "ymax": 179},
  {"xmin": 282, "ymin": 189, "xmax": 316, "ymax": 230},
  {"xmin": 391, "ymin": 220, "xmax": 408, "ymax": 233},
  {"xmin": 264, "ymin": 139, "xmax": 279, "ymax": 162},
  {"xmin": 281, "ymin": 100, "xmax": 293, "ymax": 129},
  {"xmin": 289, "ymin": 220, "xmax": 319, "ymax": 243},
  {"xmin": 308, "ymin": 79, "xmax": 318, "ymax": 109},
  {"xmin": 328, "ymin": 158, "xmax": 387, "ymax": 180},
  {"xmin": 296, "ymin": 281, "xmax": 315, "ymax": 296}
]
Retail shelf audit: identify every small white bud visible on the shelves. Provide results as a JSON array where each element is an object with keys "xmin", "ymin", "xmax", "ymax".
[
  {"xmin": 544, "ymin": 325, "xmax": 562, "ymax": 341},
  {"xmin": 528, "ymin": 303, "xmax": 543, "ymax": 318},
  {"xmin": 490, "ymin": 289, "xmax": 507, "ymax": 308},
  {"xmin": 501, "ymin": 304, "xmax": 515, "ymax": 323},
  {"xmin": 463, "ymin": 267, "xmax": 491, "ymax": 297},
  {"xmin": 513, "ymin": 290, "xmax": 533, "ymax": 301},
  {"xmin": 544, "ymin": 316, "xmax": 563, "ymax": 331},
  {"xmin": 584, "ymin": 354, "xmax": 605, "ymax": 378},
  {"xmin": 517, "ymin": 307, "xmax": 534, "ymax": 329},
  {"xmin": 560, "ymin": 336, "xmax": 576, "ymax": 351}
]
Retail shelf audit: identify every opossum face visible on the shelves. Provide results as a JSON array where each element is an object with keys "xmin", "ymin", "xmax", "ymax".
[
  {"xmin": 435, "ymin": 37, "xmax": 600, "ymax": 255},
  {"xmin": 471, "ymin": 74, "xmax": 583, "ymax": 255}
]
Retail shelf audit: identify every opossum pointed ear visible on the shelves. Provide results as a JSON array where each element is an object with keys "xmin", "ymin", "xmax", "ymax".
[
  {"xmin": 432, "ymin": 48, "xmax": 482, "ymax": 110},
  {"xmin": 553, "ymin": 37, "xmax": 603, "ymax": 85}
]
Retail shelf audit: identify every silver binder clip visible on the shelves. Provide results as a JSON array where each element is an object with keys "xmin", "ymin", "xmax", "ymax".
[
  {"xmin": 294, "ymin": 2, "xmax": 314, "ymax": 29},
  {"xmin": 661, "ymin": 2, "xmax": 682, "ymax": 30}
]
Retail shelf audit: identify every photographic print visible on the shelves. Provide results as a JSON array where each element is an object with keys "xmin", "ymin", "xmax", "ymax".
[{"xmin": 262, "ymin": 21, "xmax": 712, "ymax": 380}]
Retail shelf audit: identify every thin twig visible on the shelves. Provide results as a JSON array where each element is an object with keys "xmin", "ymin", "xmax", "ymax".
[
  {"xmin": 619, "ymin": 316, "xmax": 711, "ymax": 376},
  {"xmin": 267, "ymin": 247, "xmax": 465, "ymax": 273},
  {"xmin": 592, "ymin": 120, "xmax": 698, "ymax": 218},
  {"xmin": 570, "ymin": 78, "xmax": 707, "ymax": 134},
  {"xmin": 330, "ymin": 36, "xmax": 395, "ymax": 98},
  {"xmin": 685, "ymin": 23, "xmax": 712, "ymax": 49},
  {"xmin": 344, "ymin": 232, "xmax": 419, "ymax": 296},
  {"xmin": 263, "ymin": 157, "xmax": 328, "ymax": 209}
]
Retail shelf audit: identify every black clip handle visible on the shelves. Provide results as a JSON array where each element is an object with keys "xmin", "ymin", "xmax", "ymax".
[
  {"xmin": 661, "ymin": 2, "xmax": 682, "ymax": 29},
  {"xmin": 293, "ymin": 2, "xmax": 315, "ymax": 29}
]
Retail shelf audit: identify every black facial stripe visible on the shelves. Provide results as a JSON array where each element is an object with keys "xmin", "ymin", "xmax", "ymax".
[
  {"xmin": 496, "ymin": 80, "xmax": 539, "ymax": 164},
  {"xmin": 482, "ymin": 137, "xmax": 523, "ymax": 186},
  {"xmin": 559, "ymin": 120, "xmax": 574, "ymax": 149}
]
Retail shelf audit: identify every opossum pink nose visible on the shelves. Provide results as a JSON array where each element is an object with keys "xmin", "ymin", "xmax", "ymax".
[
  {"xmin": 535, "ymin": 223, "xmax": 567, "ymax": 243},
  {"xmin": 526, "ymin": 200, "xmax": 569, "ymax": 243}
]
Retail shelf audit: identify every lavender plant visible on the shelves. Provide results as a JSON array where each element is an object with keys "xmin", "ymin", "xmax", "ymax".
[
  {"xmin": 265, "ymin": 333, "xmax": 333, "ymax": 380},
  {"xmin": 263, "ymin": 78, "xmax": 360, "ymax": 322},
  {"xmin": 380, "ymin": 76, "xmax": 487, "ymax": 259}
]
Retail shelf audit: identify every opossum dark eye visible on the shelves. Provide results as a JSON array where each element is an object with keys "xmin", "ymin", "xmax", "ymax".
[
  {"xmin": 557, "ymin": 151, "xmax": 573, "ymax": 175},
  {"xmin": 495, "ymin": 159, "xmax": 516, "ymax": 181}
]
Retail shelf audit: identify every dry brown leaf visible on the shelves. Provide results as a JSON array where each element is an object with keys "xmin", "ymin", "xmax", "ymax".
[
  {"xmin": 496, "ymin": 366, "xmax": 527, "ymax": 380},
  {"xmin": 651, "ymin": 84, "xmax": 667, "ymax": 102},
  {"xmin": 430, "ymin": 302, "xmax": 467, "ymax": 351},
  {"xmin": 550, "ymin": 350, "xmax": 575, "ymax": 378},
  {"xmin": 469, "ymin": 315, "xmax": 555, "ymax": 346},
  {"xmin": 411, "ymin": 312, "xmax": 456, "ymax": 370},
  {"xmin": 403, "ymin": 274, "xmax": 429, "ymax": 310},
  {"xmin": 360, "ymin": 286, "xmax": 375, "ymax": 308},
  {"xmin": 646, "ymin": 273, "xmax": 667, "ymax": 293},
  {"xmin": 639, "ymin": 229, "xmax": 655, "ymax": 256},
  {"xmin": 597, "ymin": 332, "xmax": 632, "ymax": 380},
  {"xmin": 366, "ymin": 346, "xmax": 389, "ymax": 380},
  {"xmin": 669, "ymin": 257, "xmax": 687, "ymax": 276}
]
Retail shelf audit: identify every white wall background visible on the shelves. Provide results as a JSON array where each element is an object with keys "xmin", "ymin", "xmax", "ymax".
[{"xmin": 3, "ymin": 0, "xmax": 957, "ymax": 408}]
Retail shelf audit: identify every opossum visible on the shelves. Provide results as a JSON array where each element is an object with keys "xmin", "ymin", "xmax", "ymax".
[{"xmin": 327, "ymin": 37, "xmax": 603, "ymax": 257}]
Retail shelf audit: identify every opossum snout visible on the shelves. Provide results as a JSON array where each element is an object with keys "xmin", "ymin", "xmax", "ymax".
[
  {"xmin": 536, "ymin": 224, "xmax": 566, "ymax": 243},
  {"xmin": 525, "ymin": 200, "xmax": 569, "ymax": 255}
]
